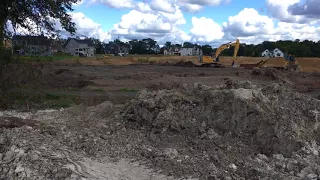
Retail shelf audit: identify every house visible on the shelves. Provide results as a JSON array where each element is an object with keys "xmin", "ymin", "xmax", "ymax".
[
  {"xmin": 261, "ymin": 49, "xmax": 272, "ymax": 57},
  {"xmin": 261, "ymin": 48, "xmax": 284, "ymax": 57},
  {"xmin": 163, "ymin": 46, "xmax": 181, "ymax": 55},
  {"xmin": 273, "ymin": 48, "xmax": 284, "ymax": 57},
  {"xmin": 180, "ymin": 46, "xmax": 202, "ymax": 56},
  {"xmin": 63, "ymin": 38, "xmax": 95, "ymax": 57},
  {"xmin": 104, "ymin": 42, "xmax": 131, "ymax": 56},
  {"xmin": 12, "ymin": 35, "xmax": 52, "ymax": 55},
  {"xmin": 51, "ymin": 43, "xmax": 63, "ymax": 53}
]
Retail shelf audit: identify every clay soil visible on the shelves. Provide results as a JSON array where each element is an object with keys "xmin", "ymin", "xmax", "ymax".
[{"xmin": 1, "ymin": 57, "xmax": 320, "ymax": 180}]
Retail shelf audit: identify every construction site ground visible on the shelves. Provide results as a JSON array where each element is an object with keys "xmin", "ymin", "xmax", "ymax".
[{"xmin": 1, "ymin": 56, "xmax": 320, "ymax": 180}]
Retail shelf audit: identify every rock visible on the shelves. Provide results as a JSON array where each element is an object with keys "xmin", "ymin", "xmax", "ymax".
[
  {"xmin": 89, "ymin": 101, "xmax": 114, "ymax": 119},
  {"xmin": 164, "ymin": 148, "xmax": 179, "ymax": 159},
  {"xmin": 257, "ymin": 154, "xmax": 269, "ymax": 162},
  {"xmin": 306, "ymin": 173, "xmax": 318, "ymax": 180},
  {"xmin": 3, "ymin": 150, "xmax": 14, "ymax": 161},
  {"xmin": 228, "ymin": 164, "xmax": 237, "ymax": 170},
  {"xmin": 15, "ymin": 164, "xmax": 24, "ymax": 173},
  {"xmin": 207, "ymin": 129, "xmax": 221, "ymax": 139},
  {"xmin": 0, "ymin": 136, "xmax": 6, "ymax": 145},
  {"xmin": 224, "ymin": 176, "xmax": 232, "ymax": 180}
]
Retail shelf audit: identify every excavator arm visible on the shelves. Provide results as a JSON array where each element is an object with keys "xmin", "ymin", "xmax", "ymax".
[{"xmin": 214, "ymin": 39, "xmax": 240, "ymax": 62}]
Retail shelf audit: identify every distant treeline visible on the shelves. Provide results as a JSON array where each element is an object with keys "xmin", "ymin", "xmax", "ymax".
[
  {"xmin": 63, "ymin": 37, "xmax": 320, "ymax": 57},
  {"xmin": 211, "ymin": 40, "xmax": 320, "ymax": 57}
]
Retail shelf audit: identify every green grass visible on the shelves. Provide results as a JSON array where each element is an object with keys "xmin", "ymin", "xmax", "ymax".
[
  {"xmin": 12, "ymin": 52, "xmax": 79, "ymax": 62},
  {"xmin": 118, "ymin": 88, "xmax": 138, "ymax": 92},
  {"xmin": 8, "ymin": 91, "xmax": 78, "ymax": 109}
]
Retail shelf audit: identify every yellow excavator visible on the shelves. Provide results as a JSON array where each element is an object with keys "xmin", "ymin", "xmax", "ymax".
[{"xmin": 198, "ymin": 39, "xmax": 240, "ymax": 67}]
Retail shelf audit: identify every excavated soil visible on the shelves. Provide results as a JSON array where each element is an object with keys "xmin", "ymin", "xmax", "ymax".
[
  {"xmin": 1, "ymin": 80, "xmax": 320, "ymax": 179},
  {"xmin": 1, "ymin": 63, "xmax": 320, "ymax": 179}
]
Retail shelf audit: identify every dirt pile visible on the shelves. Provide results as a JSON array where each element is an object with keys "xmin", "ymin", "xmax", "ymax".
[
  {"xmin": 42, "ymin": 68, "xmax": 93, "ymax": 89},
  {"xmin": 123, "ymin": 80, "xmax": 320, "ymax": 179},
  {"xmin": 174, "ymin": 61, "xmax": 196, "ymax": 67},
  {"xmin": 251, "ymin": 68, "xmax": 293, "ymax": 85}
]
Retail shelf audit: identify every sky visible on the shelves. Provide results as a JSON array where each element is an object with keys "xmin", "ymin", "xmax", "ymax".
[{"xmin": 12, "ymin": 0, "xmax": 320, "ymax": 47}]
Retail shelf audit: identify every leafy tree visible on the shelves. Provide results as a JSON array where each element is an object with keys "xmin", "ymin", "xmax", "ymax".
[
  {"xmin": 201, "ymin": 44, "xmax": 213, "ymax": 55},
  {"xmin": 1, "ymin": 0, "xmax": 79, "ymax": 41}
]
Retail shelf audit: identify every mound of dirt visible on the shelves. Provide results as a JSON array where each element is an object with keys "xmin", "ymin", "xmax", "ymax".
[
  {"xmin": 174, "ymin": 61, "xmax": 196, "ymax": 67},
  {"xmin": 251, "ymin": 68, "xmax": 293, "ymax": 84},
  {"xmin": 1, "ymin": 79, "xmax": 320, "ymax": 179},
  {"xmin": 42, "ymin": 68, "xmax": 93, "ymax": 89},
  {"xmin": 122, "ymin": 81, "xmax": 320, "ymax": 178}
]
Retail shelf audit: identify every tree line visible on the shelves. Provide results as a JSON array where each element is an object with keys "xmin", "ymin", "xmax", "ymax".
[{"xmin": 88, "ymin": 38, "xmax": 320, "ymax": 57}]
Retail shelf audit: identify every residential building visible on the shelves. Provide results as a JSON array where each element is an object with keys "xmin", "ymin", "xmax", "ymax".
[
  {"xmin": 51, "ymin": 43, "xmax": 63, "ymax": 53},
  {"xmin": 261, "ymin": 49, "xmax": 272, "ymax": 57},
  {"xmin": 63, "ymin": 38, "xmax": 95, "ymax": 57},
  {"xmin": 104, "ymin": 42, "xmax": 131, "ymax": 56},
  {"xmin": 180, "ymin": 46, "xmax": 202, "ymax": 56},
  {"xmin": 12, "ymin": 35, "xmax": 52, "ymax": 55},
  {"xmin": 273, "ymin": 48, "xmax": 284, "ymax": 57},
  {"xmin": 163, "ymin": 46, "xmax": 181, "ymax": 55},
  {"xmin": 261, "ymin": 48, "xmax": 284, "ymax": 57}
]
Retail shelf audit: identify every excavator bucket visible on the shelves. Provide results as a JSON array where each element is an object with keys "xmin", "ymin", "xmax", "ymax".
[{"xmin": 239, "ymin": 59, "xmax": 269, "ymax": 69}]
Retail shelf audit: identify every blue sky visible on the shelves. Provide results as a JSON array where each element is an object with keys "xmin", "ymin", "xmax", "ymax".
[
  {"xmin": 74, "ymin": 0, "xmax": 267, "ymax": 32},
  {"xmin": 64, "ymin": 0, "xmax": 320, "ymax": 46}
]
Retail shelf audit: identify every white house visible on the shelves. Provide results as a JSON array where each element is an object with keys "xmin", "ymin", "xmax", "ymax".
[
  {"xmin": 180, "ymin": 46, "xmax": 202, "ymax": 56},
  {"xmin": 261, "ymin": 49, "xmax": 272, "ymax": 57},
  {"xmin": 63, "ymin": 38, "xmax": 95, "ymax": 57},
  {"xmin": 164, "ymin": 46, "xmax": 181, "ymax": 55},
  {"xmin": 261, "ymin": 48, "xmax": 284, "ymax": 58},
  {"xmin": 273, "ymin": 48, "xmax": 284, "ymax": 57}
]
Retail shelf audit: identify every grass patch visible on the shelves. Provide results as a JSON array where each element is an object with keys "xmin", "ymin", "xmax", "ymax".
[
  {"xmin": 136, "ymin": 57, "xmax": 155, "ymax": 64},
  {"xmin": 8, "ymin": 91, "xmax": 78, "ymax": 109},
  {"xmin": 12, "ymin": 52, "xmax": 79, "ymax": 63},
  {"xmin": 118, "ymin": 88, "xmax": 138, "ymax": 92}
]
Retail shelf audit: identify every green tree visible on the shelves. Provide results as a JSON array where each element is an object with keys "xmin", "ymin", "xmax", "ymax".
[
  {"xmin": 201, "ymin": 44, "xmax": 213, "ymax": 55},
  {"xmin": 1, "ymin": 0, "xmax": 79, "ymax": 41}
]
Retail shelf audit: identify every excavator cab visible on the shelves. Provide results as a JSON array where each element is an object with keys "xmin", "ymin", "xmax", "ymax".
[{"xmin": 284, "ymin": 54, "xmax": 302, "ymax": 72}]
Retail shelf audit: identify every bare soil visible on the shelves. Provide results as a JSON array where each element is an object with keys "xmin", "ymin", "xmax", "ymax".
[{"xmin": 1, "ymin": 62, "xmax": 320, "ymax": 179}]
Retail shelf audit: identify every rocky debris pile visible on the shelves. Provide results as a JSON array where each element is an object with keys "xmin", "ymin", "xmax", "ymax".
[
  {"xmin": 0, "ymin": 126, "xmax": 83, "ymax": 179},
  {"xmin": 122, "ymin": 80, "xmax": 320, "ymax": 179},
  {"xmin": 251, "ymin": 68, "xmax": 293, "ymax": 85},
  {"xmin": 1, "ymin": 79, "xmax": 320, "ymax": 179}
]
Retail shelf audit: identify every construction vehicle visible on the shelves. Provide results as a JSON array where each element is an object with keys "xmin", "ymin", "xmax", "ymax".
[
  {"xmin": 198, "ymin": 39, "xmax": 240, "ymax": 67},
  {"xmin": 283, "ymin": 54, "xmax": 302, "ymax": 72}
]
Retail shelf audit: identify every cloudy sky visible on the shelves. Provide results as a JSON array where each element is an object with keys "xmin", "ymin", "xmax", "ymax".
[{"xmin": 64, "ymin": 0, "xmax": 320, "ymax": 46}]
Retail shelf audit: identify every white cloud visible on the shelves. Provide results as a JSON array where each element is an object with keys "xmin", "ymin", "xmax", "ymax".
[
  {"xmin": 150, "ymin": 0, "xmax": 176, "ymax": 13},
  {"xmin": 220, "ymin": 7, "xmax": 320, "ymax": 44},
  {"xmin": 288, "ymin": 0, "xmax": 320, "ymax": 19},
  {"xmin": 178, "ymin": 0, "xmax": 230, "ymax": 12},
  {"xmin": 109, "ymin": 5, "xmax": 189, "ymax": 44},
  {"xmin": 90, "ymin": 0, "xmax": 134, "ymax": 9},
  {"xmin": 49, "ymin": 12, "xmax": 111, "ymax": 42},
  {"xmin": 265, "ymin": 0, "xmax": 308, "ymax": 23},
  {"xmin": 223, "ymin": 8, "xmax": 275, "ymax": 37},
  {"xmin": 73, "ymin": 0, "xmax": 85, "ymax": 6},
  {"xmin": 136, "ymin": 2, "xmax": 152, "ymax": 13},
  {"xmin": 190, "ymin": 17, "xmax": 224, "ymax": 43}
]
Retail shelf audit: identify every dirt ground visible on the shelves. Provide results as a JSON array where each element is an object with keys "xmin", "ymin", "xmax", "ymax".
[
  {"xmin": 54, "ymin": 55, "xmax": 320, "ymax": 73},
  {"xmin": 1, "ymin": 60, "xmax": 320, "ymax": 179}
]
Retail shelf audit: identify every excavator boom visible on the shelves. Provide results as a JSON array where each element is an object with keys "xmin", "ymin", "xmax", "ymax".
[{"xmin": 214, "ymin": 39, "xmax": 240, "ymax": 62}]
